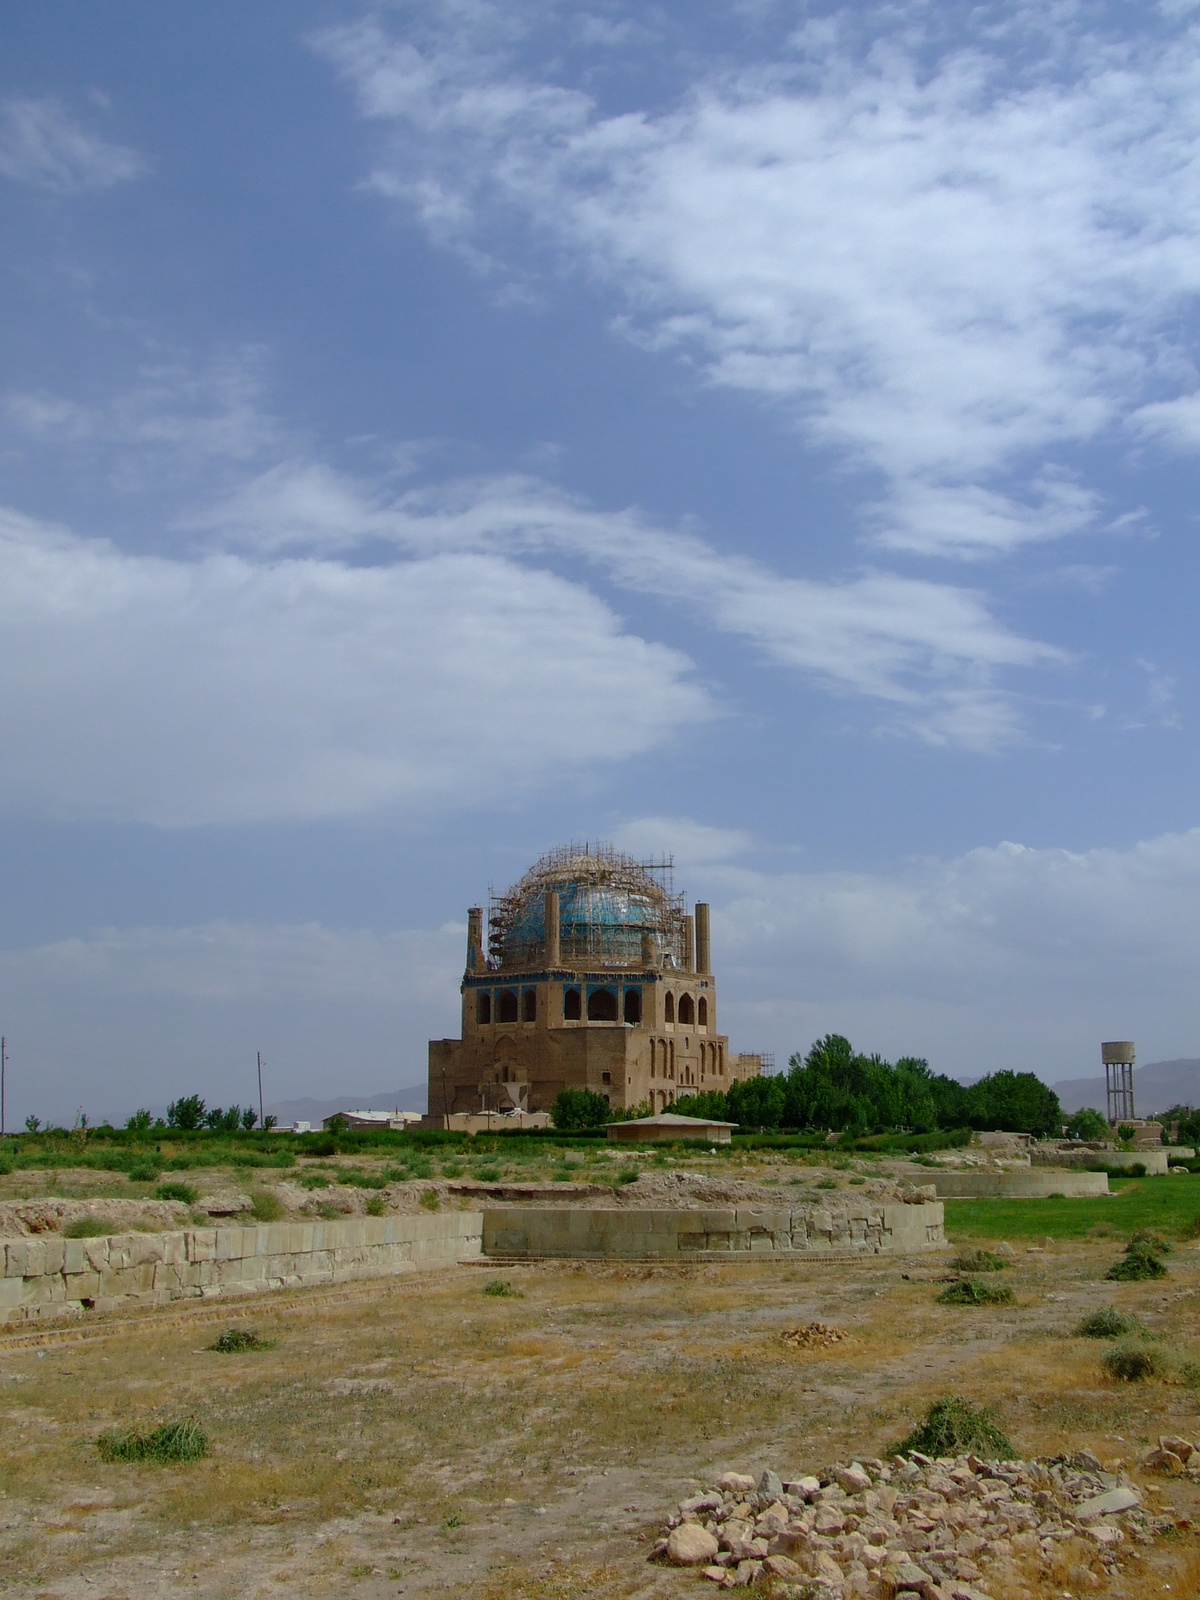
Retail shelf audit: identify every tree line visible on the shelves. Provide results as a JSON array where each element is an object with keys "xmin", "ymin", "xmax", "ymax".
[{"xmin": 670, "ymin": 1034, "xmax": 1063, "ymax": 1136}]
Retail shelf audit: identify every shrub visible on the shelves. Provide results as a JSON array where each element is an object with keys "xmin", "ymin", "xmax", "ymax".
[
  {"xmin": 126, "ymin": 1163, "xmax": 161, "ymax": 1183},
  {"xmin": 549, "ymin": 1088, "xmax": 610, "ymax": 1131},
  {"xmin": 473, "ymin": 1165, "xmax": 501, "ymax": 1183},
  {"xmin": 210, "ymin": 1327, "xmax": 272, "ymax": 1352},
  {"xmin": 155, "ymin": 1181, "xmax": 197, "ymax": 1205},
  {"xmin": 247, "ymin": 1189, "xmax": 284, "ymax": 1223},
  {"xmin": 1078, "ymin": 1307, "xmax": 1143, "ymax": 1339},
  {"xmin": 937, "ymin": 1278, "xmax": 1014, "ymax": 1306},
  {"xmin": 420, "ymin": 1189, "xmax": 440, "ymax": 1211},
  {"xmin": 364, "ymin": 1194, "xmax": 387, "ymax": 1216},
  {"xmin": 951, "ymin": 1248, "xmax": 1009, "ymax": 1273},
  {"xmin": 1117, "ymin": 1123, "xmax": 1136, "ymax": 1145},
  {"xmin": 97, "ymin": 1416, "xmax": 208, "ymax": 1463},
  {"xmin": 440, "ymin": 1161, "xmax": 465, "ymax": 1178},
  {"xmin": 63, "ymin": 1217, "xmax": 111, "ymax": 1238},
  {"xmin": 483, "ymin": 1279, "xmax": 522, "ymax": 1297},
  {"xmin": 298, "ymin": 1172, "xmax": 332, "ymax": 1190},
  {"xmin": 1102, "ymin": 1341, "xmax": 1163, "ymax": 1382},
  {"xmin": 894, "ymin": 1396, "xmax": 1012, "ymax": 1460},
  {"xmin": 617, "ymin": 1166, "xmax": 640, "ymax": 1184}
]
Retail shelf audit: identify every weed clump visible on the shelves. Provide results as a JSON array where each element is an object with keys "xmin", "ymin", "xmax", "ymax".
[
  {"xmin": 473, "ymin": 1165, "xmax": 502, "ymax": 1183},
  {"xmin": 209, "ymin": 1326, "xmax": 272, "ymax": 1352},
  {"xmin": 155, "ymin": 1181, "xmax": 197, "ymax": 1205},
  {"xmin": 937, "ymin": 1278, "xmax": 1014, "ymax": 1306},
  {"xmin": 62, "ymin": 1217, "xmax": 112, "ymax": 1238},
  {"xmin": 364, "ymin": 1194, "xmax": 387, "ymax": 1216},
  {"xmin": 1102, "ymin": 1340, "xmax": 1163, "ymax": 1382},
  {"xmin": 951, "ymin": 1248, "xmax": 1009, "ymax": 1273},
  {"xmin": 126, "ymin": 1163, "xmax": 161, "ymax": 1183},
  {"xmin": 1078, "ymin": 1306, "xmax": 1144, "ymax": 1339},
  {"xmin": 1107, "ymin": 1234, "xmax": 1169, "ymax": 1280},
  {"xmin": 894, "ymin": 1395, "xmax": 1012, "ymax": 1460},
  {"xmin": 419, "ymin": 1189, "xmax": 440, "ymax": 1211},
  {"xmin": 97, "ymin": 1416, "xmax": 208, "ymax": 1463},
  {"xmin": 483, "ymin": 1279, "xmax": 522, "ymax": 1298},
  {"xmin": 247, "ymin": 1189, "xmax": 284, "ymax": 1222}
]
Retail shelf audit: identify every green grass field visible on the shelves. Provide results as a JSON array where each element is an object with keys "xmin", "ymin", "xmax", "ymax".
[{"xmin": 944, "ymin": 1172, "xmax": 1200, "ymax": 1241}]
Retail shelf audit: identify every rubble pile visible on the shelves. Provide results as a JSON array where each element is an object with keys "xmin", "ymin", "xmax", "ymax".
[
  {"xmin": 653, "ymin": 1445, "xmax": 1188, "ymax": 1596},
  {"xmin": 780, "ymin": 1324, "xmax": 850, "ymax": 1351}
]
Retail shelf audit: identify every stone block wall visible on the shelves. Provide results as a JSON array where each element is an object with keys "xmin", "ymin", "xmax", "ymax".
[
  {"xmin": 0, "ymin": 1212, "xmax": 484, "ymax": 1325},
  {"xmin": 933, "ymin": 1169, "xmax": 1109, "ymax": 1198},
  {"xmin": 482, "ymin": 1202, "xmax": 944, "ymax": 1260}
]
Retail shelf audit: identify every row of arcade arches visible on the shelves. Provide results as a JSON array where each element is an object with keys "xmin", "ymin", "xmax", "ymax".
[
  {"xmin": 476, "ymin": 986, "xmax": 644, "ymax": 1026},
  {"xmin": 664, "ymin": 992, "xmax": 707, "ymax": 1027}
]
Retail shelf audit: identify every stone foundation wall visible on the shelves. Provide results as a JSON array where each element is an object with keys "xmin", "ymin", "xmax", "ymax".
[
  {"xmin": 933, "ymin": 1169, "xmax": 1109, "ymax": 1198},
  {"xmin": 1030, "ymin": 1147, "xmax": 1177, "ymax": 1175},
  {"xmin": 0, "ymin": 1212, "xmax": 484, "ymax": 1325},
  {"xmin": 482, "ymin": 1202, "xmax": 944, "ymax": 1260}
]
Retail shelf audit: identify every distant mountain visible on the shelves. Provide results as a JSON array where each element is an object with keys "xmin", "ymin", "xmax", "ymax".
[
  {"xmin": 1050, "ymin": 1058, "xmax": 1200, "ymax": 1117},
  {"xmin": 265, "ymin": 1083, "xmax": 427, "ymax": 1125}
]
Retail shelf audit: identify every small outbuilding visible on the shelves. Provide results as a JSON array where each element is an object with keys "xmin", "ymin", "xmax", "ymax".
[{"xmin": 606, "ymin": 1111, "xmax": 737, "ymax": 1145}]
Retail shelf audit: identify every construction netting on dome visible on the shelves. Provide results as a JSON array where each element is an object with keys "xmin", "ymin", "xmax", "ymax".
[{"xmin": 488, "ymin": 842, "xmax": 686, "ymax": 970}]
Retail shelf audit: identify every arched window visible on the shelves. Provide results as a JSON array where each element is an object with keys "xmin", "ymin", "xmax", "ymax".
[
  {"xmin": 697, "ymin": 996, "xmax": 708, "ymax": 1027},
  {"xmin": 664, "ymin": 992, "xmax": 675, "ymax": 1024},
  {"xmin": 587, "ymin": 987, "xmax": 618, "ymax": 1022},
  {"xmin": 623, "ymin": 988, "xmax": 642, "ymax": 1024},
  {"xmin": 497, "ymin": 989, "xmax": 519, "ymax": 1023},
  {"xmin": 476, "ymin": 992, "xmax": 491, "ymax": 1025},
  {"xmin": 563, "ymin": 987, "xmax": 582, "ymax": 1020},
  {"xmin": 522, "ymin": 988, "xmax": 537, "ymax": 1023},
  {"xmin": 678, "ymin": 993, "xmax": 694, "ymax": 1026}
]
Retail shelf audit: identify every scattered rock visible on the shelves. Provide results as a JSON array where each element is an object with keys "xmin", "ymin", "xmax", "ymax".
[
  {"xmin": 836, "ymin": 1461, "xmax": 872, "ymax": 1494},
  {"xmin": 719, "ymin": 1472, "xmax": 757, "ymax": 1494},
  {"xmin": 781, "ymin": 1322, "xmax": 850, "ymax": 1351},
  {"xmin": 1076, "ymin": 1485, "xmax": 1140, "ymax": 1520},
  {"xmin": 197, "ymin": 1192, "xmax": 252, "ymax": 1216},
  {"xmin": 667, "ymin": 1523, "xmax": 720, "ymax": 1565},
  {"xmin": 758, "ymin": 1469, "xmax": 783, "ymax": 1499},
  {"xmin": 1159, "ymin": 1434, "xmax": 1196, "ymax": 1463},
  {"xmin": 1142, "ymin": 1447, "xmax": 1185, "ymax": 1475}
]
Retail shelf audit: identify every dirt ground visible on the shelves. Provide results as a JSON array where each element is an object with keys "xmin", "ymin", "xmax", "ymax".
[{"xmin": 2, "ymin": 1223, "xmax": 1200, "ymax": 1600}]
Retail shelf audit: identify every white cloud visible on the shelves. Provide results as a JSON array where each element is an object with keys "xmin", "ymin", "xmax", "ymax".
[
  {"xmin": 202, "ymin": 463, "xmax": 1063, "ymax": 749},
  {"xmin": 0, "ymin": 503, "xmax": 708, "ymax": 826},
  {"xmin": 318, "ymin": 10, "xmax": 1200, "ymax": 558},
  {"xmin": 705, "ymin": 825, "xmax": 1200, "ymax": 1083},
  {"xmin": 0, "ymin": 96, "xmax": 147, "ymax": 193},
  {"xmin": 3, "ymin": 352, "xmax": 281, "ymax": 491}
]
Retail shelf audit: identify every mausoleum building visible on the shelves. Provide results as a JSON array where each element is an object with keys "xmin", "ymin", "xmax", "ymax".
[{"xmin": 427, "ymin": 844, "xmax": 764, "ymax": 1121}]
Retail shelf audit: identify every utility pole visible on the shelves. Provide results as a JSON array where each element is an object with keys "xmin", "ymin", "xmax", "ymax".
[
  {"xmin": 1, "ymin": 1036, "xmax": 5, "ymax": 1137},
  {"xmin": 256, "ymin": 1052, "xmax": 265, "ymax": 1131}
]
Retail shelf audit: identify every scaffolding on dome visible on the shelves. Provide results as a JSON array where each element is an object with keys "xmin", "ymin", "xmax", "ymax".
[{"xmin": 487, "ymin": 841, "xmax": 686, "ymax": 971}]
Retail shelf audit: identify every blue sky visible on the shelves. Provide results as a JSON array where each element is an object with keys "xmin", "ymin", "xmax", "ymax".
[{"xmin": 3, "ymin": 1, "xmax": 1200, "ymax": 1123}]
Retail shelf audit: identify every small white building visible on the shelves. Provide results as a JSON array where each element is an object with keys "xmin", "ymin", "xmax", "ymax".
[
  {"xmin": 321, "ymin": 1109, "xmax": 422, "ymax": 1131},
  {"xmin": 606, "ymin": 1111, "xmax": 737, "ymax": 1145}
]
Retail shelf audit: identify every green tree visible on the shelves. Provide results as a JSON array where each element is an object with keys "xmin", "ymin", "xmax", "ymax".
[
  {"xmin": 964, "ymin": 1071, "xmax": 1061, "ymax": 1136},
  {"xmin": 673, "ymin": 1089, "xmax": 732, "ymax": 1121},
  {"xmin": 166, "ymin": 1094, "xmax": 206, "ymax": 1131},
  {"xmin": 549, "ymin": 1088, "xmax": 611, "ymax": 1131},
  {"xmin": 241, "ymin": 1107, "xmax": 258, "ymax": 1130},
  {"xmin": 125, "ymin": 1108, "xmax": 153, "ymax": 1132},
  {"xmin": 23, "ymin": 1114, "xmax": 40, "ymax": 1134},
  {"xmin": 1066, "ymin": 1106, "xmax": 1108, "ymax": 1141}
]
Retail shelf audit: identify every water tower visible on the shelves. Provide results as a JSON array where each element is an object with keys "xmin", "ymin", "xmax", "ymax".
[{"xmin": 1101, "ymin": 1040, "xmax": 1136, "ymax": 1124}]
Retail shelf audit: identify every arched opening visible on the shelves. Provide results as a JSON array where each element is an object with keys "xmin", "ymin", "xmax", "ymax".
[
  {"xmin": 664, "ymin": 992, "xmax": 675, "ymax": 1024},
  {"xmin": 587, "ymin": 987, "xmax": 618, "ymax": 1022},
  {"xmin": 476, "ymin": 992, "xmax": 491, "ymax": 1025},
  {"xmin": 522, "ymin": 988, "xmax": 537, "ymax": 1022},
  {"xmin": 697, "ymin": 996, "xmax": 708, "ymax": 1027},
  {"xmin": 497, "ymin": 989, "xmax": 519, "ymax": 1023},
  {"xmin": 563, "ymin": 987, "xmax": 582, "ymax": 1020},
  {"xmin": 678, "ymin": 993, "xmax": 694, "ymax": 1026},
  {"xmin": 623, "ymin": 988, "xmax": 642, "ymax": 1024}
]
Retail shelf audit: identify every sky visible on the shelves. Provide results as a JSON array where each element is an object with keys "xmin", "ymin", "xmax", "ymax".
[{"xmin": 3, "ymin": 0, "xmax": 1200, "ymax": 1125}]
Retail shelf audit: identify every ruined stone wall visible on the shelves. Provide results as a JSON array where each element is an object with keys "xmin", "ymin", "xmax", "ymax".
[
  {"xmin": 0, "ymin": 1212, "xmax": 484, "ymax": 1325},
  {"xmin": 932, "ymin": 1169, "xmax": 1109, "ymax": 1198},
  {"xmin": 482, "ymin": 1202, "xmax": 944, "ymax": 1260}
]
